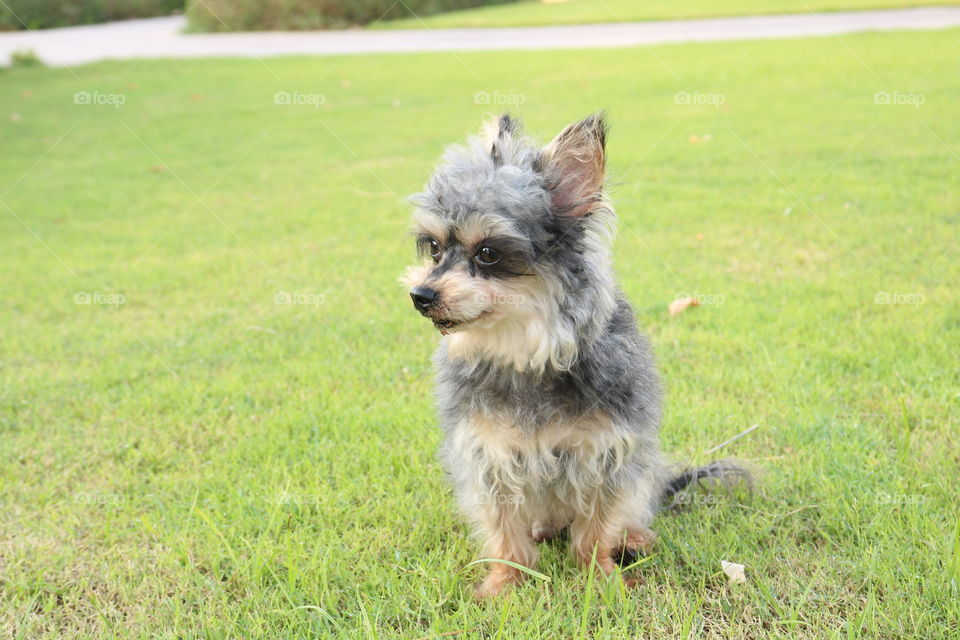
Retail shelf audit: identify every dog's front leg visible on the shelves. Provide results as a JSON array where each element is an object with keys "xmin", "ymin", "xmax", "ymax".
[
  {"xmin": 473, "ymin": 499, "xmax": 537, "ymax": 599},
  {"xmin": 569, "ymin": 495, "xmax": 622, "ymax": 577}
]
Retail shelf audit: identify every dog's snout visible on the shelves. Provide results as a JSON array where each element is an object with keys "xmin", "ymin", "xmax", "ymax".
[{"xmin": 410, "ymin": 286, "xmax": 438, "ymax": 312}]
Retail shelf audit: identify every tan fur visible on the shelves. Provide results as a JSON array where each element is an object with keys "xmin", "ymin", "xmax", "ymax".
[
  {"xmin": 445, "ymin": 410, "xmax": 656, "ymax": 596},
  {"xmin": 454, "ymin": 212, "xmax": 520, "ymax": 250},
  {"xmin": 402, "ymin": 245, "xmax": 578, "ymax": 370},
  {"xmin": 406, "ymin": 193, "xmax": 617, "ymax": 373},
  {"xmin": 402, "ymin": 115, "xmax": 700, "ymax": 599},
  {"xmin": 411, "ymin": 209, "xmax": 449, "ymax": 244},
  {"xmin": 445, "ymin": 275, "xmax": 577, "ymax": 373}
]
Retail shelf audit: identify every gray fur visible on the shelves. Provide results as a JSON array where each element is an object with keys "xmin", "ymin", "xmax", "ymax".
[{"xmin": 406, "ymin": 114, "xmax": 747, "ymax": 587}]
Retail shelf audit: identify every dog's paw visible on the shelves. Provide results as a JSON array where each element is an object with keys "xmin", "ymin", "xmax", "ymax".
[
  {"xmin": 474, "ymin": 565, "xmax": 523, "ymax": 599},
  {"xmin": 613, "ymin": 528, "xmax": 658, "ymax": 567},
  {"xmin": 625, "ymin": 527, "xmax": 658, "ymax": 553}
]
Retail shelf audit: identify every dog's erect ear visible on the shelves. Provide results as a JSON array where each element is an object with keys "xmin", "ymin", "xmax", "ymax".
[
  {"xmin": 540, "ymin": 112, "xmax": 607, "ymax": 217},
  {"xmin": 489, "ymin": 113, "xmax": 521, "ymax": 167}
]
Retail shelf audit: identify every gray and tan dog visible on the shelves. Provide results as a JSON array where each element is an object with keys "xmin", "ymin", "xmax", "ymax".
[{"xmin": 403, "ymin": 113, "xmax": 746, "ymax": 598}]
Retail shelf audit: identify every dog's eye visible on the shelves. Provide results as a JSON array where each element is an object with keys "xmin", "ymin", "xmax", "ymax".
[
  {"xmin": 428, "ymin": 238, "xmax": 442, "ymax": 263},
  {"xmin": 474, "ymin": 246, "xmax": 501, "ymax": 266}
]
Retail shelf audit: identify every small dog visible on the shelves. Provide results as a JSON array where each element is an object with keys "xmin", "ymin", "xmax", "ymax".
[{"xmin": 402, "ymin": 113, "xmax": 747, "ymax": 598}]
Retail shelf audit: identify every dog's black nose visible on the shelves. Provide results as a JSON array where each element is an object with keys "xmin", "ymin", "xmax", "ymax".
[{"xmin": 410, "ymin": 286, "xmax": 438, "ymax": 312}]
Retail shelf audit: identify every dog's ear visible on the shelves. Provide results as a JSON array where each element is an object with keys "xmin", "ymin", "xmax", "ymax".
[
  {"xmin": 488, "ymin": 113, "xmax": 521, "ymax": 167},
  {"xmin": 540, "ymin": 112, "xmax": 607, "ymax": 218}
]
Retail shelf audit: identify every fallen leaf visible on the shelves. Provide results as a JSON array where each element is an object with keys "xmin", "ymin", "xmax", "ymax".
[
  {"xmin": 669, "ymin": 297, "xmax": 699, "ymax": 316},
  {"xmin": 721, "ymin": 560, "xmax": 746, "ymax": 584}
]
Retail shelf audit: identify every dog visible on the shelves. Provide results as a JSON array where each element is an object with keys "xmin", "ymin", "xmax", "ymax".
[{"xmin": 402, "ymin": 113, "xmax": 748, "ymax": 598}]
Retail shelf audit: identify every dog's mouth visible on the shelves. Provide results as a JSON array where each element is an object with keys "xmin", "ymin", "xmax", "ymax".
[
  {"xmin": 431, "ymin": 317, "xmax": 462, "ymax": 334},
  {"xmin": 426, "ymin": 310, "xmax": 493, "ymax": 335},
  {"xmin": 416, "ymin": 307, "xmax": 467, "ymax": 334}
]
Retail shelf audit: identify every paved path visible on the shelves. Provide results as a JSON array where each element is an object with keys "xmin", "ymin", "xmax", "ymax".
[{"xmin": 2, "ymin": 7, "xmax": 960, "ymax": 67}]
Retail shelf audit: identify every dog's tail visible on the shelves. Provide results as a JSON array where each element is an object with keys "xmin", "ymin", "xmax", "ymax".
[{"xmin": 660, "ymin": 460, "xmax": 752, "ymax": 507}]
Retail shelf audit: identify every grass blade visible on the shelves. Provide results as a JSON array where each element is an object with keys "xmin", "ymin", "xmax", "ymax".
[{"xmin": 462, "ymin": 558, "xmax": 551, "ymax": 582}]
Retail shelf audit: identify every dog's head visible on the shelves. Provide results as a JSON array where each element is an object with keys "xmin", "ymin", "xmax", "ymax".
[{"xmin": 402, "ymin": 113, "xmax": 617, "ymax": 372}]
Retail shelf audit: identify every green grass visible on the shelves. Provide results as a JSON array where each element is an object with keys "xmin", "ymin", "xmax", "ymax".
[
  {"xmin": 377, "ymin": 0, "xmax": 960, "ymax": 29},
  {"xmin": 1, "ymin": 27, "xmax": 958, "ymax": 639}
]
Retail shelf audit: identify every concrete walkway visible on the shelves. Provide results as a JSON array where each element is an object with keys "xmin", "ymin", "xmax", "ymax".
[{"xmin": 2, "ymin": 7, "xmax": 959, "ymax": 66}]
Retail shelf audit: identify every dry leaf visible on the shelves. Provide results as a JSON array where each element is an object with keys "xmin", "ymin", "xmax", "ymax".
[
  {"xmin": 721, "ymin": 560, "xmax": 746, "ymax": 584},
  {"xmin": 669, "ymin": 297, "xmax": 699, "ymax": 316}
]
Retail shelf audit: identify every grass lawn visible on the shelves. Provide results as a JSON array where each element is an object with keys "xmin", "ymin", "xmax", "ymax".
[
  {"xmin": 2, "ymin": 28, "xmax": 959, "ymax": 639},
  {"xmin": 377, "ymin": 0, "xmax": 960, "ymax": 29}
]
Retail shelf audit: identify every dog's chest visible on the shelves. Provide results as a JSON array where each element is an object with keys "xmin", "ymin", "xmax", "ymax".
[{"xmin": 446, "ymin": 411, "xmax": 637, "ymax": 498}]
